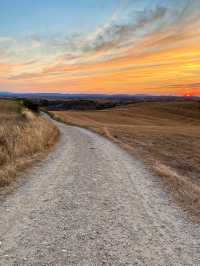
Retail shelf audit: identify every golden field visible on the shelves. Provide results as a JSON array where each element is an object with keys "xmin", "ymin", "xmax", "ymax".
[
  {"xmin": 51, "ymin": 101, "xmax": 200, "ymax": 219},
  {"xmin": 0, "ymin": 100, "xmax": 59, "ymax": 187}
]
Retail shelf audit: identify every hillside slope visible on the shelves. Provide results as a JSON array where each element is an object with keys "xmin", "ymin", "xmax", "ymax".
[{"xmin": 51, "ymin": 101, "xmax": 200, "ymax": 220}]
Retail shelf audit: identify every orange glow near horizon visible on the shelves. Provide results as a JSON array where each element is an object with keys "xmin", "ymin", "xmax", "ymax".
[{"xmin": 181, "ymin": 90, "xmax": 200, "ymax": 97}]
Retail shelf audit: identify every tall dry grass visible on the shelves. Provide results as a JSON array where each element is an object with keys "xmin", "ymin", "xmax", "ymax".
[{"xmin": 0, "ymin": 100, "xmax": 59, "ymax": 186}]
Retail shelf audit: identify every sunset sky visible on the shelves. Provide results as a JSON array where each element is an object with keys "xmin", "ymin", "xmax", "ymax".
[{"xmin": 0, "ymin": 0, "xmax": 200, "ymax": 95}]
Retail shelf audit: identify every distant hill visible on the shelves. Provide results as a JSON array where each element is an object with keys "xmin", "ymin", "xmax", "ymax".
[
  {"xmin": 1, "ymin": 91, "xmax": 199, "ymax": 100},
  {"xmin": 0, "ymin": 91, "xmax": 199, "ymax": 111}
]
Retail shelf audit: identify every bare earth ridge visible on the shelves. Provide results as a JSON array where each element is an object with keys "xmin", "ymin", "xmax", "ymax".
[{"xmin": 0, "ymin": 118, "xmax": 199, "ymax": 265}]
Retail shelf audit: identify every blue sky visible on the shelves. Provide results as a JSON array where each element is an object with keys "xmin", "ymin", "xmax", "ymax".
[
  {"xmin": 0, "ymin": 0, "xmax": 122, "ymax": 36},
  {"xmin": 0, "ymin": 0, "xmax": 177, "ymax": 36}
]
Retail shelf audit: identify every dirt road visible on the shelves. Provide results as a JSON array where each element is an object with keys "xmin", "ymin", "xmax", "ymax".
[{"xmin": 0, "ymin": 118, "xmax": 199, "ymax": 265}]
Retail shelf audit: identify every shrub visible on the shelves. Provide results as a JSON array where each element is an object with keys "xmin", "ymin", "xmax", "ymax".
[{"xmin": 22, "ymin": 99, "xmax": 39, "ymax": 113}]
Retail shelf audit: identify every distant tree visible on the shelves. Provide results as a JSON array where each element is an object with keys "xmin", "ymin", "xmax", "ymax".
[{"xmin": 22, "ymin": 99, "xmax": 39, "ymax": 113}]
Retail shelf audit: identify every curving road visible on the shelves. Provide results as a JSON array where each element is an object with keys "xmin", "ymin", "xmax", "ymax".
[{"xmin": 0, "ymin": 118, "xmax": 199, "ymax": 265}]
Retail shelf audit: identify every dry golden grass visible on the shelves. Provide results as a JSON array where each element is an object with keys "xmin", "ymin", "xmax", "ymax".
[
  {"xmin": 51, "ymin": 101, "xmax": 200, "ymax": 220},
  {"xmin": 0, "ymin": 100, "xmax": 59, "ymax": 187}
]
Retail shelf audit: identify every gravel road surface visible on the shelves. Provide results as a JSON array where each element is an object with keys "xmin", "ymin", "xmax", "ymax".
[{"xmin": 0, "ymin": 118, "xmax": 199, "ymax": 265}]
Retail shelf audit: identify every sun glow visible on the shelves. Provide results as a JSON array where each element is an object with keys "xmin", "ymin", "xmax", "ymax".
[{"xmin": 182, "ymin": 90, "xmax": 199, "ymax": 97}]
